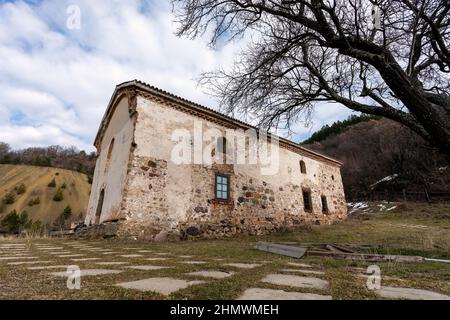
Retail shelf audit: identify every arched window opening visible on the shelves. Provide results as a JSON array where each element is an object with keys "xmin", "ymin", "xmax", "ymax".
[
  {"xmin": 217, "ymin": 136, "xmax": 227, "ymax": 154},
  {"xmin": 104, "ymin": 138, "xmax": 115, "ymax": 173},
  {"xmin": 300, "ymin": 160, "xmax": 307, "ymax": 174}
]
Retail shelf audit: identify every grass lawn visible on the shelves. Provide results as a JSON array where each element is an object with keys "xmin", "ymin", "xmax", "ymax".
[{"xmin": 0, "ymin": 202, "xmax": 449, "ymax": 300}]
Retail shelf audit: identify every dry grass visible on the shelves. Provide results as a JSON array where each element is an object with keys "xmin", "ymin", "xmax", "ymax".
[
  {"xmin": 0, "ymin": 202, "xmax": 449, "ymax": 300},
  {"xmin": 0, "ymin": 164, "xmax": 90, "ymax": 224}
]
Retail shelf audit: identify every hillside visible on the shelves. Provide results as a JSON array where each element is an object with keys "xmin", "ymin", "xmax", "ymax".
[
  {"xmin": 303, "ymin": 117, "xmax": 450, "ymax": 200},
  {"xmin": 0, "ymin": 164, "xmax": 91, "ymax": 227}
]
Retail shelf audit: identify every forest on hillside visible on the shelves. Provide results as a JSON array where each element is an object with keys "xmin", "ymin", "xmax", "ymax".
[
  {"xmin": 303, "ymin": 116, "xmax": 450, "ymax": 201},
  {"xmin": 0, "ymin": 142, "xmax": 96, "ymax": 178}
]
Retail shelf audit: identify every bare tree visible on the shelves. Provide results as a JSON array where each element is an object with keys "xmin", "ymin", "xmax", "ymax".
[{"xmin": 172, "ymin": 0, "xmax": 450, "ymax": 157}]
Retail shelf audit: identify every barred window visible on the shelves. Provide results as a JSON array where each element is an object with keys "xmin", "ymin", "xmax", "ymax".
[
  {"xmin": 303, "ymin": 190, "xmax": 312, "ymax": 212},
  {"xmin": 321, "ymin": 196, "xmax": 329, "ymax": 213}
]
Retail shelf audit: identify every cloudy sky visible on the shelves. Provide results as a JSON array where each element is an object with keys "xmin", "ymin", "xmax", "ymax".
[{"xmin": 0, "ymin": 0, "xmax": 353, "ymax": 153}]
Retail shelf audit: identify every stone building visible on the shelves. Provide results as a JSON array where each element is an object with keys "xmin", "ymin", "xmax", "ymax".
[{"xmin": 85, "ymin": 80, "xmax": 347, "ymax": 240}]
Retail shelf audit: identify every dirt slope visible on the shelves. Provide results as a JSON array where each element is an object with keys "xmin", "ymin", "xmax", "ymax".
[{"xmin": 0, "ymin": 164, "xmax": 91, "ymax": 225}]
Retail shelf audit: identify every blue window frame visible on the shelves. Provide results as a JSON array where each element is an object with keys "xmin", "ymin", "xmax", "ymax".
[{"xmin": 215, "ymin": 174, "xmax": 229, "ymax": 201}]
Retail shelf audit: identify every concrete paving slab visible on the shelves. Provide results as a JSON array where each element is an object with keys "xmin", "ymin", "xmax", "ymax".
[
  {"xmin": 224, "ymin": 263, "xmax": 261, "ymax": 269},
  {"xmin": 126, "ymin": 265, "xmax": 170, "ymax": 271},
  {"xmin": 58, "ymin": 254, "xmax": 86, "ymax": 258},
  {"xmin": 115, "ymin": 277, "xmax": 205, "ymax": 295},
  {"xmin": 280, "ymin": 269, "xmax": 325, "ymax": 275},
  {"xmin": 0, "ymin": 256, "xmax": 37, "ymax": 261},
  {"xmin": 95, "ymin": 262, "xmax": 129, "ymax": 266},
  {"xmin": 287, "ymin": 262, "xmax": 313, "ymax": 268},
  {"xmin": 238, "ymin": 288, "xmax": 332, "ymax": 300},
  {"xmin": 186, "ymin": 271, "xmax": 234, "ymax": 279},
  {"xmin": 49, "ymin": 269, "xmax": 124, "ymax": 277},
  {"xmin": 375, "ymin": 286, "xmax": 450, "ymax": 300},
  {"xmin": 181, "ymin": 261, "xmax": 207, "ymax": 265},
  {"xmin": 262, "ymin": 274, "xmax": 329, "ymax": 290},
  {"xmin": 28, "ymin": 265, "xmax": 69, "ymax": 270},
  {"xmin": 7, "ymin": 261, "xmax": 52, "ymax": 266},
  {"xmin": 71, "ymin": 258, "xmax": 100, "ymax": 261}
]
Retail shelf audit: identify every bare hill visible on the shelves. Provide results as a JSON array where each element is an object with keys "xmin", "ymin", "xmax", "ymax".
[{"xmin": 0, "ymin": 164, "xmax": 91, "ymax": 225}]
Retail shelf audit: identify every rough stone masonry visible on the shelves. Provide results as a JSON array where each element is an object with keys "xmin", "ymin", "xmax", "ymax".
[{"xmin": 85, "ymin": 80, "xmax": 347, "ymax": 240}]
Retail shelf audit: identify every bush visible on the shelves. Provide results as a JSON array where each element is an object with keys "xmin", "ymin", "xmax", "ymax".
[
  {"xmin": 0, "ymin": 210, "xmax": 31, "ymax": 233},
  {"xmin": 29, "ymin": 220, "xmax": 45, "ymax": 236},
  {"xmin": 61, "ymin": 183, "xmax": 67, "ymax": 189},
  {"xmin": 19, "ymin": 211, "xmax": 32, "ymax": 231},
  {"xmin": 53, "ymin": 206, "xmax": 72, "ymax": 229},
  {"xmin": 0, "ymin": 202, "xmax": 5, "ymax": 214},
  {"xmin": 1, "ymin": 210, "xmax": 20, "ymax": 233},
  {"xmin": 48, "ymin": 178, "xmax": 56, "ymax": 188},
  {"xmin": 53, "ymin": 188, "xmax": 64, "ymax": 202},
  {"xmin": 27, "ymin": 197, "xmax": 41, "ymax": 207},
  {"xmin": 15, "ymin": 183, "xmax": 26, "ymax": 195},
  {"xmin": 2, "ymin": 192, "xmax": 16, "ymax": 205}
]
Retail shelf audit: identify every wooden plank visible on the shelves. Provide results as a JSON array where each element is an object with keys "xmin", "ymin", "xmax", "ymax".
[
  {"xmin": 424, "ymin": 258, "xmax": 450, "ymax": 264},
  {"xmin": 330, "ymin": 244, "xmax": 354, "ymax": 253},
  {"xmin": 255, "ymin": 242, "xmax": 307, "ymax": 259},
  {"xmin": 306, "ymin": 250, "xmax": 424, "ymax": 263}
]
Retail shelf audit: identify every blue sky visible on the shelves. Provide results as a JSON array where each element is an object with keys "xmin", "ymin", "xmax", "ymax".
[{"xmin": 0, "ymin": 0, "xmax": 353, "ymax": 152}]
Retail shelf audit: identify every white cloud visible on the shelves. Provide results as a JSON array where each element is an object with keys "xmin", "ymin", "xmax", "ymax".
[{"xmin": 0, "ymin": 0, "xmax": 352, "ymax": 152}]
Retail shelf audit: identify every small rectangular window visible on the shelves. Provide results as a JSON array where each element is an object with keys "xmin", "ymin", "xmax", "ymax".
[
  {"xmin": 215, "ymin": 174, "xmax": 229, "ymax": 201},
  {"xmin": 321, "ymin": 196, "xmax": 328, "ymax": 213},
  {"xmin": 303, "ymin": 190, "xmax": 312, "ymax": 212}
]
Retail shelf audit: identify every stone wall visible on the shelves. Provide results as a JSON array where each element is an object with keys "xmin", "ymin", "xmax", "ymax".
[
  {"xmin": 107, "ymin": 94, "xmax": 347, "ymax": 240},
  {"xmin": 85, "ymin": 96, "xmax": 135, "ymax": 225}
]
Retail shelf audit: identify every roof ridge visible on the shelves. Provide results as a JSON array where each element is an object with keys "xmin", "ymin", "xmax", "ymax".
[{"xmin": 98, "ymin": 80, "xmax": 342, "ymax": 166}]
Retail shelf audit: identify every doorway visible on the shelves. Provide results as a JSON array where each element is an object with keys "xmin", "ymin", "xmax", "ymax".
[{"xmin": 95, "ymin": 188, "xmax": 105, "ymax": 225}]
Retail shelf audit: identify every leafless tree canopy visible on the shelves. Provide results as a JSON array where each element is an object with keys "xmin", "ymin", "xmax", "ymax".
[{"xmin": 172, "ymin": 0, "xmax": 450, "ymax": 157}]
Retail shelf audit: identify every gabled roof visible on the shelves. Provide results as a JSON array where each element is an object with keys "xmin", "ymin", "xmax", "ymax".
[{"xmin": 94, "ymin": 80, "xmax": 343, "ymax": 167}]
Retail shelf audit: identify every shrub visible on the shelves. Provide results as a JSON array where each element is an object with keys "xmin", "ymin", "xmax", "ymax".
[
  {"xmin": 2, "ymin": 192, "xmax": 16, "ymax": 205},
  {"xmin": 0, "ymin": 202, "xmax": 5, "ymax": 214},
  {"xmin": 48, "ymin": 178, "xmax": 57, "ymax": 188},
  {"xmin": 61, "ymin": 183, "xmax": 67, "ymax": 189},
  {"xmin": 15, "ymin": 183, "xmax": 26, "ymax": 195},
  {"xmin": 1, "ymin": 210, "xmax": 20, "ymax": 233},
  {"xmin": 19, "ymin": 211, "xmax": 32, "ymax": 231},
  {"xmin": 53, "ymin": 188, "xmax": 64, "ymax": 202},
  {"xmin": 29, "ymin": 220, "xmax": 44, "ymax": 236},
  {"xmin": 27, "ymin": 197, "xmax": 41, "ymax": 207},
  {"xmin": 53, "ymin": 205, "xmax": 72, "ymax": 229}
]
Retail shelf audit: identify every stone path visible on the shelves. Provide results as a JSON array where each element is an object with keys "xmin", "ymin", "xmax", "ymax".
[
  {"xmin": 374, "ymin": 286, "xmax": 450, "ymax": 300},
  {"xmin": 49, "ymin": 269, "xmax": 124, "ymax": 277},
  {"xmin": 2, "ymin": 241, "xmax": 449, "ymax": 300},
  {"xmin": 280, "ymin": 269, "xmax": 325, "ymax": 275},
  {"xmin": 186, "ymin": 271, "xmax": 234, "ymax": 279},
  {"xmin": 238, "ymin": 288, "xmax": 332, "ymax": 300},
  {"xmin": 224, "ymin": 263, "xmax": 261, "ymax": 269},
  {"xmin": 262, "ymin": 274, "xmax": 329, "ymax": 290},
  {"xmin": 116, "ymin": 277, "xmax": 204, "ymax": 295},
  {"xmin": 96, "ymin": 262, "xmax": 129, "ymax": 266},
  {"xmin": 126, "ymin": 265, "xmax": 170, "ymax": 271}
]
